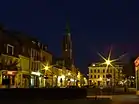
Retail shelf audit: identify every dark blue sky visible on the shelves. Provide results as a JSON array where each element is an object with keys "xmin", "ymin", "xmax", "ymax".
[{"xmin": 1, "ymin": 0, "xmax": 139, "ymax": 74}]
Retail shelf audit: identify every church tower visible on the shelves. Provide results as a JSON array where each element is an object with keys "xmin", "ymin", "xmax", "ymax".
[{"xmin": 62, "ymin": 19, "xmax": 73, "ymax": 68}]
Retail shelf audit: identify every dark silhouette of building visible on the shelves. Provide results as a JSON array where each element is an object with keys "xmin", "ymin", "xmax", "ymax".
[
  {"xmin": 123, "ymin": 56, "xmax": 136, "ymax": 77},
  {"xmin": 62, "ymin": 21, "xmax": 73, "ymax": 68}
]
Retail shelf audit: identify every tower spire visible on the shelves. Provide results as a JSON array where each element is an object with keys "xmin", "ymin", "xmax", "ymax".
[{"xmin": 66, "ymin": 16, "xmax": 70, "ymax": 35}]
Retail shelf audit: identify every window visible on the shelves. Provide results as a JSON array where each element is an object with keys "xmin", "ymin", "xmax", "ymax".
[
  {"xmin": 90, "ymin": 75, "xmax": 92, "ymax": 78},
  {"xmin": 44, "ymin": 46, "xmax": 47, "ymax": 51},
  {"xmin": 36, "ymin": 63, "xmax": 38, "ymax": 71},
  {"xmin": 7, "ymin": 44, "xmax": 14, "ymax": 55},
  {"xmin": 94, "ymin": 75, "xmax": 96, "ymax": 78},
  {"xmin": 98, "ymin": 69, "xmax": 100, "ymax": 73},
  {"xmin": 98, "ymin": 75, "xmax": 100, "ymax": 78},
  {"xmin": 43, "ymin": 56, "xmax": 46, "ymax": 61},
  {"xmin": 65, "ymin": 44, "xmax": 68, "ymax": 49},
  {"xmin": 110, "ymin": 69, "xmax": 112, "ymax": 73},
  {"xmin": 90, "ymin": 69, "xmax": 92, "ymax": 73},
  {"xmin": 31, "ymin": 62, "xmax": 33, "ymax": 71},
  {"xmin": 94, "ymin": 69, "xmax": 96, "ymax": 73},
  {"xmin": 22, "ymin": 47, "xmax": 25, "ymax": 53},
  {"xmin": 28, "ymin": 49, "xmax": 30, "ymax": 56},
  {"xmin": 103, "ymin": 75, "xmax": 105, "ymax": 78},
  {"xmin": 103, "ymin": 69, "xmax": 105, "ymax": 73}
]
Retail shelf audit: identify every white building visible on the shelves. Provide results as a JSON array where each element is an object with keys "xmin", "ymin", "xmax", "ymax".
[{"xmin": 88, "ymin": 63, "xmax": 123, "ymax": 87}]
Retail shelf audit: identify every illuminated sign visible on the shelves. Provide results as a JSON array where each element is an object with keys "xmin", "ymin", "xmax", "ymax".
[
  {"xmin": 31, "ymin": 72, "xmax": 41, "ymax": 76},
  {"xmin": 134, "ymin": 57, "xmax": 139, "ymax": 67},
  {"xmin": 7, "ymin": 71, "xmax": 16, "ymax": 75}
]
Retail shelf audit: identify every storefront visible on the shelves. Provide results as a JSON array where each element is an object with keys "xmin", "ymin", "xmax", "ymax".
[
  {"xmin": 31, "ymin": 71, "xmax": 45, "ymax": 88},
  {"xmin": 57, "ymin": 75, "xmax": 65, "ymax": 87},
  {"xmin": 134, "ymin": 57, "xmax": 139, "ymax": 95},
  {"xmin": 1, "ymin": 70, "xmax": 17, "ymax": 88}
]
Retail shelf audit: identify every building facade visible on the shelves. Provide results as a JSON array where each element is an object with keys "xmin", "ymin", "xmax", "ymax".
[
  {"xmin": 0, "ymin": 24, "xmax": 84, "ymax": 88},
  {"xmin": 88, "ymin": 63, "xmax": 123, "ymax": 87},
  {"xmin": 134, "ymin": 57, "xmax": 139, "ymax": 95}
]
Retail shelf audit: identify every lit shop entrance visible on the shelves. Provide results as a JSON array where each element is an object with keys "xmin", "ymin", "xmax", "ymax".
[{"xmin": 2, "ymin": 71, "xmax": 17, "ymax": 87}]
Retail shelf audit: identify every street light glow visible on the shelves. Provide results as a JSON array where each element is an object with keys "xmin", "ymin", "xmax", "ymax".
[
  {"xmin": 106, "ymin": 60, "xmax": 111, "ymax": 65},
  {"xmin": 42, "ymin": 62, "xmax": 52, "ymax": 71},
  {"xmin": 68, "ymin": 72, "xmax": 71, "ymax": 76},
  {"xmin": 97, "ymin": 46, "xmax": 127, "ymax": 70},
  {"xmin": 44, "ymin": 65, "xmax": 49, "ymax": 70}
]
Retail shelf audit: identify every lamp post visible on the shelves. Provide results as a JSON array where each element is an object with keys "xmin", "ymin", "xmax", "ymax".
[
  {"xmin": 43, "ymin": 64, "xmax": 54, "ymax": 87},
  {"xmin": 105, "ymin": 60, "xmax": 115, "ymax": 88}
]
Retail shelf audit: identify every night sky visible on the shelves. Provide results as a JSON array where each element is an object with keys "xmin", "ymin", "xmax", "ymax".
[{"xmin": 1, "ymin": 0, "xmax": 139, "ymax": 74}]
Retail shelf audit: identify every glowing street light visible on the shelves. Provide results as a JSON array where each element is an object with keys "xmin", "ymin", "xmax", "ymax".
[
  {"xmin": 68, "ymin": 72, "xmax": 71, "ymax": 76},
  {"xmin": 105, "ymin": 59, "xmax": 111, "ymax": 65},
  {"xmin": 97, "ymin": 46, "xmax": 127, "ymax": 70},
  {"xmin": 42, "ymin": 62, "xmax": 52, "ymax": 71},
  {"xmin": 97, "ymin": 46, "xmax": 127, "ymax": 88},
  {"xmin": 44, "ymin": 65, "xmax": 49, "ymax": 70}
]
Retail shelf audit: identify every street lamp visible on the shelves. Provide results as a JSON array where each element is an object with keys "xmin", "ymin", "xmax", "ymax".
[
  {"xmin": 42, "ymin": 63, "xmax": 55, "ymax": 87},
  {"xmin": 105, "ymin": 60, "xmax": 111, "ymax": 65},
  {"xmin": 44, "ymin": 65, "xmax": 49, "ymax": 70},
  {"xmin": 68, "ymin": 72, "xmax": 71, "ymax": 76}
]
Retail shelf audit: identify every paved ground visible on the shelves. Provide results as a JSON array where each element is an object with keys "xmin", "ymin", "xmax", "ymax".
[
  {"xmin": 87, "ymin": 94, "xmax": 139, "ymax": 104},
  {"xmin": 112, "ymin": 95, "xmax": 139, "ymax": 104},
  {"xmin": 0, "ymin": 95, "xmax": 138, "ymax": 104}
]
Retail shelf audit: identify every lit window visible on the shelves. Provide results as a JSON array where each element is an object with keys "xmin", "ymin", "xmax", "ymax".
[{"xmin": 7, "ymin": 44, "xmax": 14, "ymax": 55}]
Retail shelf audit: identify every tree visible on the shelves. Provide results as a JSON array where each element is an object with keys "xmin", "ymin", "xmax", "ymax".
[
  {"xmin": 123, "ymin": 56, "xmax": 136, "ymax": 78},
  {"xmin": 0, "ymin": 56, "xmax": 19, "ymax": 71},
  {"xmin": 106, "ymin": 74, "xmax": 112, "ymax": 79}
]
